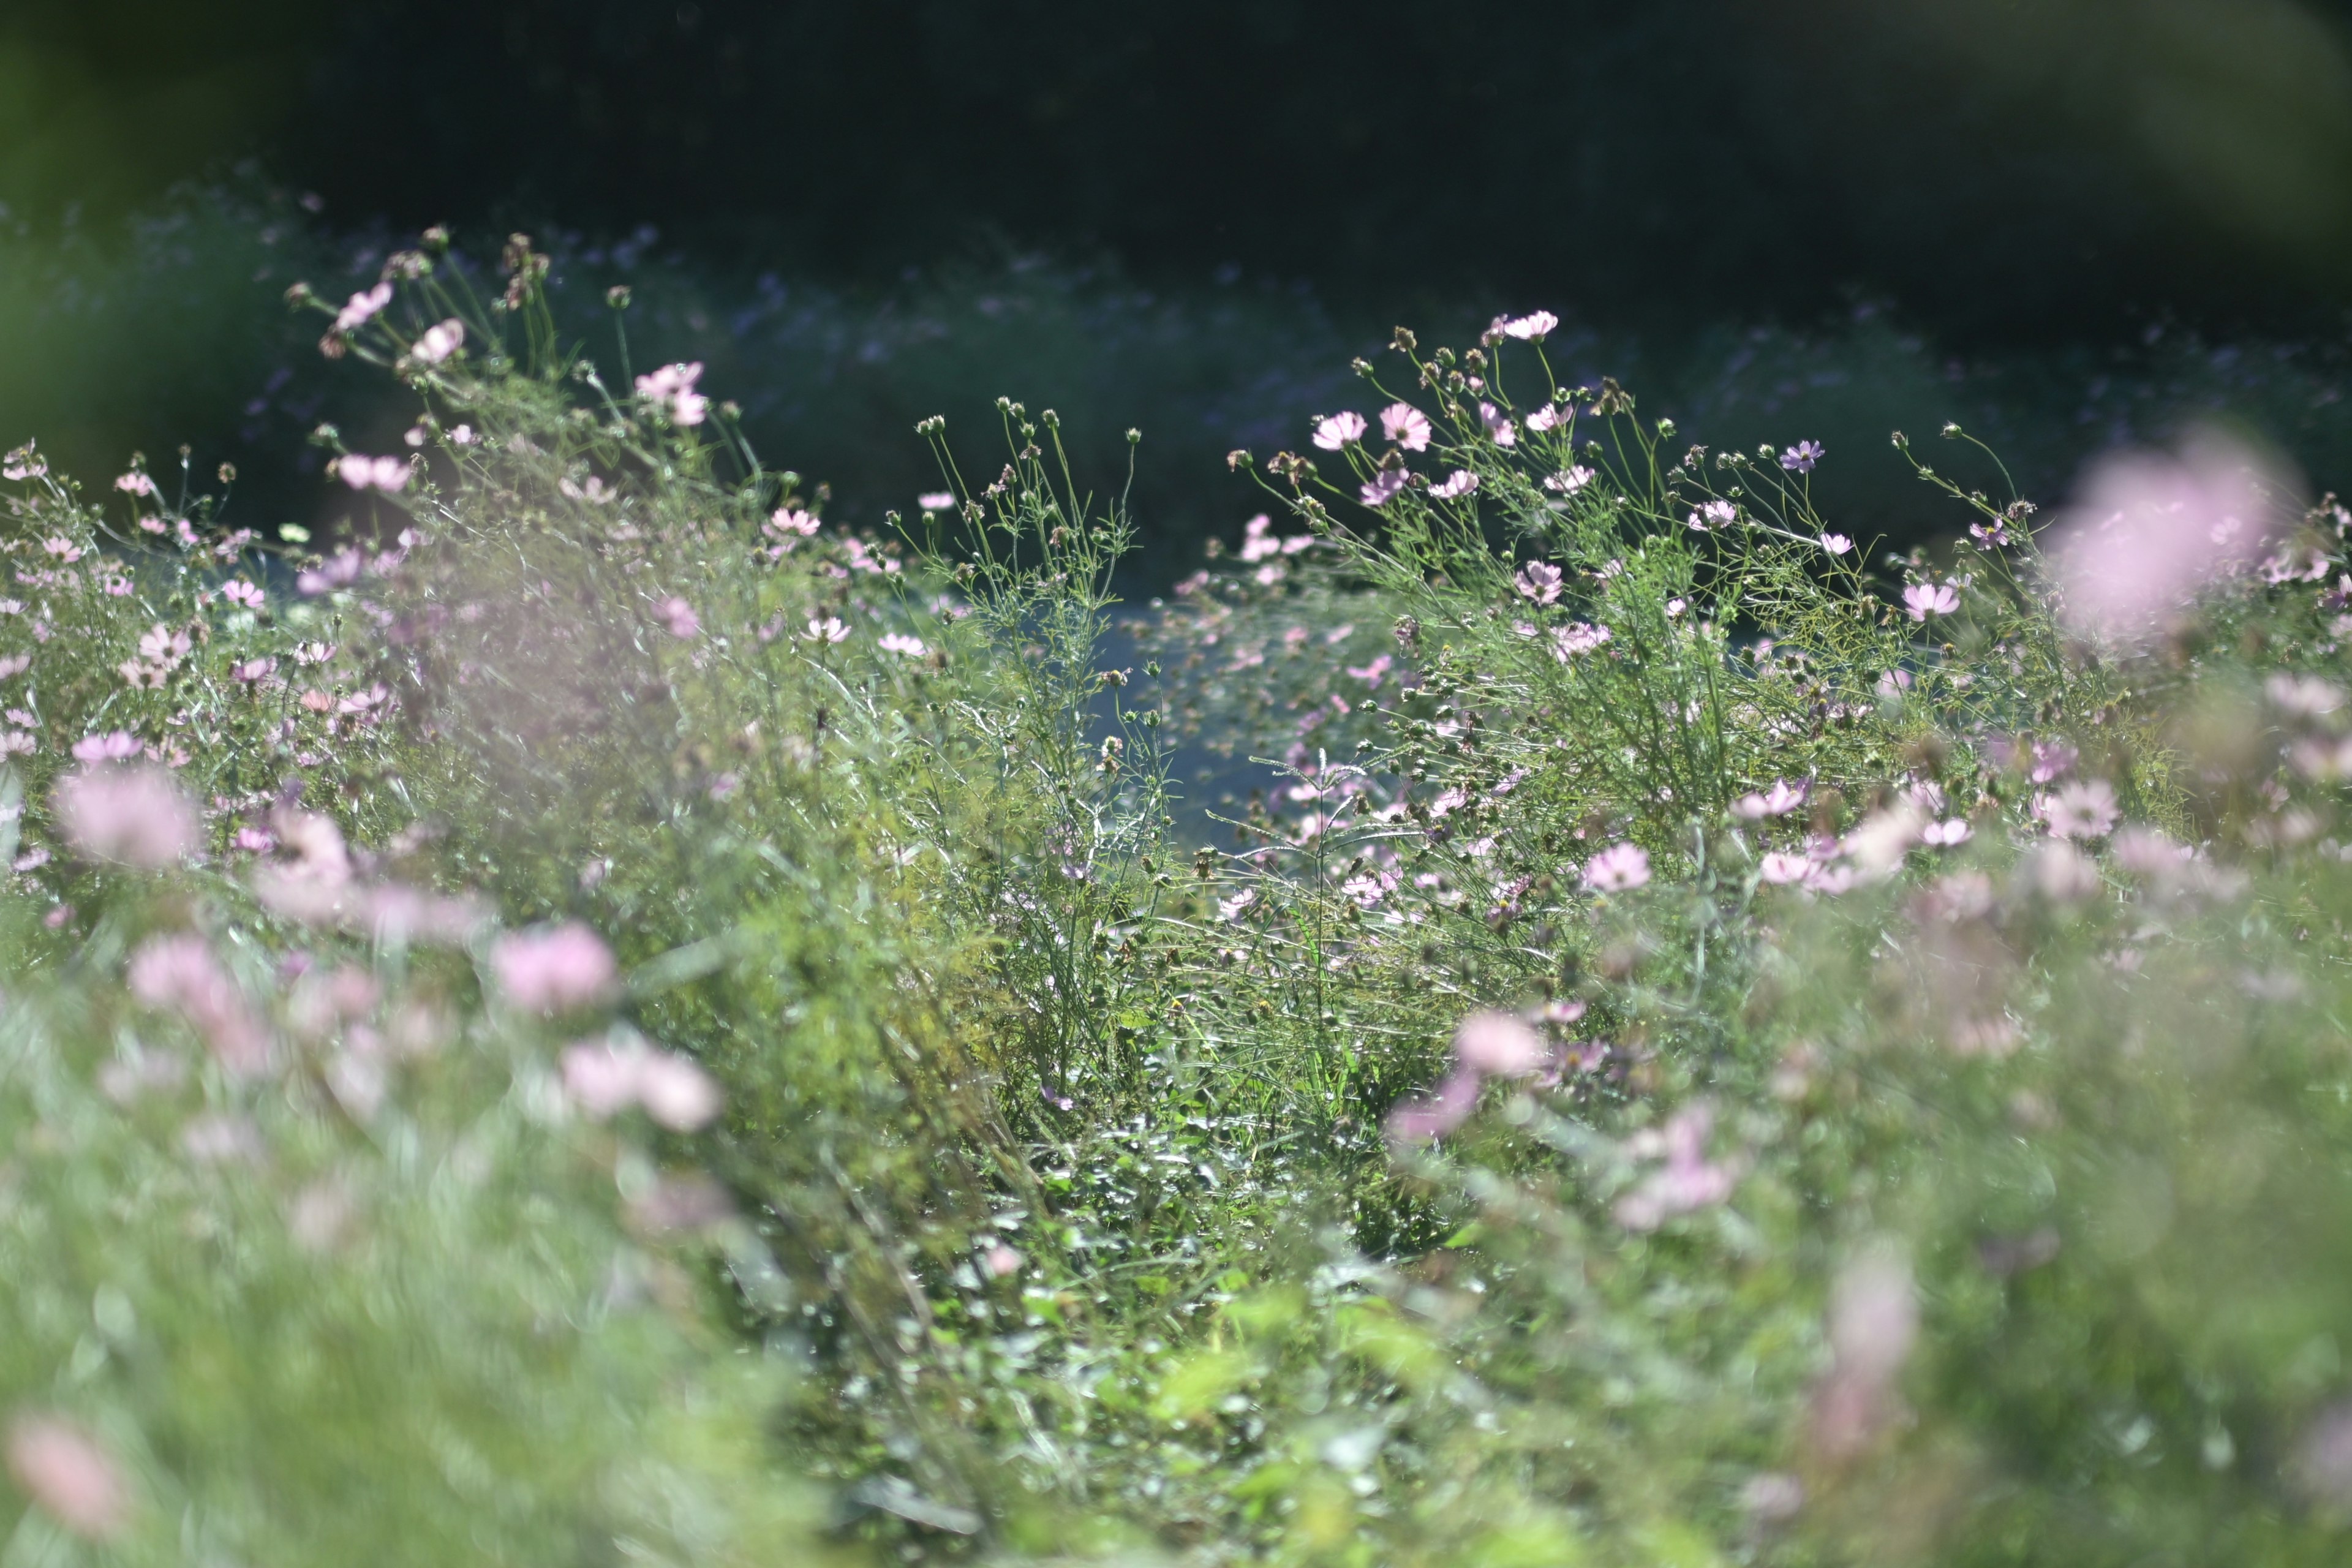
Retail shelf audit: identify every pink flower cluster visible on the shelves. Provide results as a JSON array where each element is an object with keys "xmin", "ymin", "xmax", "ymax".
[
  {"xmin": 635, "ymin": 361, "xmax": 709, "ymax": 426},
  {"xmin": 128, "ymin": 933, "xmax": 271, "ymax": 1074},
  {"xmin": 492, "ymin": 922, "xmax": 618, "ymax": 1012},
  {"xmin": 560, "ymin": 1035, "xmax": 725, "ymax": 1130},
  {"xmin": 53, "ymin": 765, "xmax": 198, "ymax": 869}
]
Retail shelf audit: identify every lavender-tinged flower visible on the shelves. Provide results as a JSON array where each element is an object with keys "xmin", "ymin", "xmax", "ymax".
[
  {"xmin": 1732, "ymin": 778, "xmax": 1808, "ymax": 820},
  {"xmin": 1781, "ymin": 440, "xmax": 1825, "ymax": 473},
  {"xmin": 128, "ymin": 934, "xmax": 271, "ymax": 1074},
  {"xmin": 1687, "ymin": 499, "xmax": 1736, "ymax": 532},
  {"xmin": 55, "ymin": 766, "xmax": 197, "ymax": 868},
  {"xmin": 1453, "ymin": 1011, "xmax": 1545, "ymax": 1077},
  {"xmin": 1514, "ymin": 560, "xmax": 1563, "ymax": 603},
  {"xmin": 1311, "ymin": 412, "xmax": 1368, "ymax": 451},
  {"xmin": 2048, "ymin": 428, "xmax": 2290, "ymax": 645},
  {"xmin": 1902, "ymin": 582, "xmax": 1959, "ymax": 620},
  {"xmin": 1543, "ymin": 466, "xmax": 1594, "ymax": 495},
  {"xmin": 1431, "ymin": 470, "xmax": 1479, "ymax": 500},
  {"xmin": 1358, "ymin": 470, "xmax": 1408, "ymax": 508},
  {"xmin": 335, "ymin": 454, "xmax": 412, "ymax": 494},
  {"xmin": 1378, "ymin": 402, "xmax": 1431, "ymax": 451},
  {"xmin": 1582, "ymin": 841, "xmax": 1651, "ymax": 892},
  {"xmin": 332, "ymin": 282, "xmax": 393, "ymax": 334},
  {"xmin": 634, "ymin": 361, "xmax": 709, "ymax": 426},
  {"xmin": 492, "ymin": 922, "xmax": 617, "ymax": 1013},
  {"xmin": 2038, "ymin": 779, "xmax": 2119, "ymax": 840},
  {"xmin": 410, "ymin": 317, "xmax": 465, "ymax": 365},
  {"xmin": 1615, "ymin": 1104, "xmax": 1739, "ymax": 1231},
  {"xmin": 1499, "ymin": 310, "xmax": 1559, "ymax": 341},
  {"xmin": 1550, "ymin": 622, "xmax": 1611, "ymax": 660},
  {"xmin": 1478, "ymin": 402, "xmax": 1517, "ymax": 448},
  {"xmin": 655, "ymin": 596, "xmax": 700, "ymax": 639},
  {"xmin": 1758, "ymin": 851, "xmax": 1811, "ymax": 884},
  {"xmin": 7, "ymin": 1416, "xmax": 129, "ymax": 1541},
  {"xmin": 879, "ymin": 632, "xmax": 927, "ymax": 657},
  {"xmin": 1820, "ymin": 533, "xmax": 1853, "ymax": 555}
]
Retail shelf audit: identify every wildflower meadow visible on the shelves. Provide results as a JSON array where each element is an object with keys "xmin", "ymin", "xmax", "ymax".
[{"xmin": 5, "ymin": 226, "xmax": 2352, "ymax": 1568}]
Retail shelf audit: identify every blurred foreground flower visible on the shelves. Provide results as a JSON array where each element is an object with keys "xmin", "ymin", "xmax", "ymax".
[
  {"xmin": 2049, "ymin": 428, "xmax": 2294, "ymax": 646},
  {"xmin": 494, "ymin": 922, "xmax": 619, "ymax": 1013},
  {"xmin": 54, "ymin": 765, "xmax": 197, "ymax": 868},
  {"xmin": 7, "ymin": 1415, "xmax": 128, "ymax": 1542}
]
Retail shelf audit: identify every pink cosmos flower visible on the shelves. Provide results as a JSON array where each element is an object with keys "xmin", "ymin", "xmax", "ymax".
[
  {"xmin": 986, "ymin": 1244, "xmax": 1023, "ymax": 1278},
  {"xmin": 1583, "ymin": 841, "xmax": 1651, "ymax": 892},
  {"xmin": 0, "ymin": 655, "xmax": 26, "ymax": 679},
  {"xmin": 1346, "ymin": 654, "xmax": 1392, "ymax": 687},
  {"xmin": 804, "ymin": 616, "xmax": 850, "ymax": 644},
  {"xmin": 492, "ymin": 922, "xmax": 617, "ymax": 1012},
  {"xmin": 1687, "ymin": 499, "xmax": 1736, "ymax": 532},
  {"xmin": 55, "ymin": 766, "xmax": 198, "ymax": 868},
  {"xmin": 655, "ymin": 596, "xmax": 700, "ymax": 639},
  {"xmin": 1379, "ymin": 402, "xmax": 1431, "ymax": 451},
  {"xmin": 114, "ymin": 472, "xmax": 156, "ymax": 497},
  {"xmin": 6, "ymin": 1416, "xmax": 128, "ymax": 1541},
  {"xmin": 916, "ymin": 491, "xmax": 956, "ymax": 511},
  {"xmin": 1526, "ymin": 404, "xmax": 1563, "ymax": 434},
  {"xmin": 3, "ymin": 446, "xmax": 47, "ymax": 482},
  {"xmin": 1238, "ymin": 514, "xmax": 1282, "ymax": 562},
  {"xmin": 1478, "ymin": 402, "xmax": 1517, "ymax": 447},
  {"xmin": 332, "ymin": 281, "xmax": 393, "ymax": 334},
  {"xmin": 1514, "ymin": 560, "xmax": 1564, "ymax": 603},
  {"xmin": 410, "ymin": 317, "xmax": 465, "ymax": 364},
  {"xmin": 70, "ymin": 731, "xmax": 139, "ymax": 764},
  {"xmin": 1500, "ymin": 310, "xmax": 1559, "ymax": 341},
  {"xmin": 1811, "ymin": 1250, "xmax": 1917, "ymax": 1462},
  {"xmin": 1431, "ymin": 470, "xmax": 1479, "ymax": 500},
  {"xmin": 768, "ymin": 507, "xmax": 821, "ymax": 537},
  {"xmin": 634, "ymin": 361, "xmax": 710, "ymax": 426},
  {"xmin": 128, "ymin": 933, "xmax": 271, "ymax": 1074},
  {"xmin": 559, "ymin": 1036, "xmax": 724, "ymax": 1130},
  {"xmin": 1543, "ymin": 466, "xmax": 1594, "ymax": 495},
  {"xmin": 1732, "ymin": 778, "xmax": 1808, "ymax": 819},
  {"xmin": 1453, "ymin": 1010, "xmax": 1545, "ymax": 1076},
  {"xmin": 1550, "ymin": 622, "xmax": 1611, "ymax": 660},
  {"xmin": 2038, "ymin": 778, "xmax": 2119, "ymax": 839},
  {"xmin": 2048, "ymin": 428, "xmax": 2291, "ymax": 644},
  {"xmin": 1759, "ymin": 851, "xmax": 1811, "ymax": 884},
  {"xmin": 1311, "ymin": 412, "xmax": 1368, "ymax": 450},
  {"xmin": 1820, "ymin": 533, "xmax": 1852, "ymax": 555},
  {"xmin": 1615, "ymin": 1104, "xmax": 1739, "ymax": 1231},
  {"xmin": 335, "ymin": 454, "xmax": 412, "ymax": 493},
  {"xmin": 2267, "ymin": 672, "xmax": 2344, "ymax": 718},
  {"xmin": 221, "ymin": 579, "xmax": 265, "ymax": 609},
  {"xmin": 879, "ymin": 632, "xmax": 928, "ymax": 657},
  {"xmin": 1781, "ymin": 440, "xmax": 1825, "ymax": 473},
  {"xmin": 1359, "ymin": 470, "xmax": 1408, "ymax": 508},
  {"xmin": 1902, "ymin": 582, "xmax": 1959, "ymax": 620}
]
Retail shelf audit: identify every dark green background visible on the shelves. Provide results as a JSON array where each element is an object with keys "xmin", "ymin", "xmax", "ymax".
[{"xmin": 6, "ymin": 1, "xmax": 2352, "ymax": 580}]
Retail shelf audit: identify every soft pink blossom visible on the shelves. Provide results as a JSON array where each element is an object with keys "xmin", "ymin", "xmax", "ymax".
[
  {"xmin": 332, "ymin": 281, "xmax": 393, "ymax": 334},
  {"xmin": 492, "ymin": 922, "xmax": 617, "ymax": 1012},
  {"xmin": 1733, "ymin": 778, "xmax": 1807, "ymax": 819},
  {"xmin": 986, "ymin": 1244, "xmax": 1023, "ymax": 1277},
  {"xmin": 113, "ymin": 472, "xmax": 156, "ymax": 497},
  {"xmin": 410, "ymin": 317, "xmax": 465, "ymax": 364},
  {"xmin": 634, "ymin": 361, "xmax": 709, "ymax": 426},
  {"xmin": 1582, "ymin": 841, "xmax": 1651, "ymax": 892},
  {"xmin": 655, "ymin": 596, "xmax": 700, "ymax": 639},
  {"xmin": 1615, "ymin": 1104, "xmax": 1739, "ymax": 1230},
  {"xmin": 7, "ymin": 1416, "xmax": 129, "ymax": 1541},
  {"xmin": 1902, "ymin": 582, "xmax": 1959, "ymax": 620},
  {"xmin": 128, "ymin": 934, "xmax": 271, "ymax": 1074},
  {"xmin": 2049, "ymin": 429, "xmax": 2291, "ymax": 644},
  {"xmin": 2038, "ymin": 779, "xmax": 2119, "ymax": 839},
  {"xmin": 1811, "ymin": 1250, "xmax": 1917, "ymax": 1462},
  {"xmin": 221, "ymin": 578, "xmax": 265, "ymax": 609},
  {"xmin": 1514, "ymin": 560, "xmax": 1563, "ymax": 603},
  {"xmin": 804, "ymin": 616, "xmax": 850, "ymax": 644},
  {"xmin": 1759, "ymin": 851, "xmax": 1811, "ymax": 884},
  {"xmin": 1311, "ymin": 412, "xmax": 1367, "ymax": 450},
  {"xmin": 1478, "ymin": 402, "xmax": 1517, "ymax": 447},
  {"xmin": 1499, "ymin": 310, "xmax": 1559, "ymax": 341},
  {"xmin": 559, "ymin": 1036, "xmax": 723, "ymax": 1129},
  {"xmin": 1379, "ymin": 402, "xmax": 1431, "ymax": 451},
  {"xmin": 879, "ymin": 632, "xmax": 928, "ymax": 657},
  {"xmin": 336, "ymin": 454, "xmax": 411, "ymax": 493},
  {"xmin": 1820, "ymin": 533, "xmax": 1852, "ymax": 555},
  {"xmin": 1687, "ymin": 499, "xmax": 1736, "ymax": 532},
  {"xmin": 1358, "ymin": 470, "xmax": 1408, "ymax": 508},
  {"xmin": 1543, "ymin": 466, "xmax": 1594, "ymax": 495},
  {"xmin": 1550, "ymin": 622, "xmax": 1611, "ymax": 660},
  {"xmin": 54, "ymin": 766, "xmax": 198, "ymax": 868},
  {"xmin": 916, "ymin": 491, "xmax": 956, "ymax": 511},
  {"xmin": 1453, "ymin": 1010, "xmax": 1545, "ymax": 1077}
]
